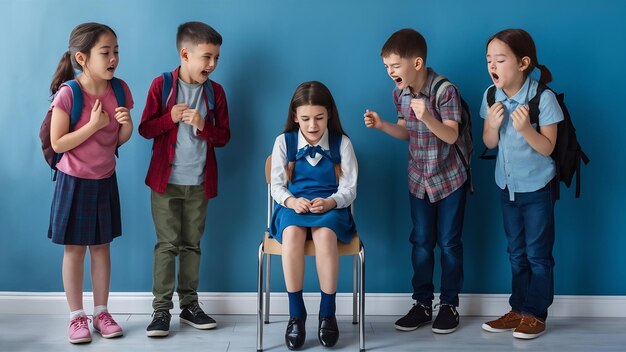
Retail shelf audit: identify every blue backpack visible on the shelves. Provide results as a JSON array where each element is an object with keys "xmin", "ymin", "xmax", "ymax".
[{"xmin": 40, "ymin": 78, "xmax": 126, "ymax": 180}]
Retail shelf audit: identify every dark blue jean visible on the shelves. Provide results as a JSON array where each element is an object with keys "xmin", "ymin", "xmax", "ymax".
[
  {"xmin": 408, "ymin": 183, "xmax": 466, "ymax": 306},
  {"xmin": 501, "ymin": 182, "xmax": 556, "ymax": 320}
]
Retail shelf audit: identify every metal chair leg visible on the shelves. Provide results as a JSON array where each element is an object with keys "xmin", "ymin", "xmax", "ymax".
[
  {"xmin": 352, "ymin": 255, "xmax": 358, "ymax": 324},
  {"xmin": 359, "ymin": 245, "xmax": 365, "ymax": 352},
  {"xmin": 257, "ymin": 243, "xmax": 265, "ymax": 352},
  {"xmin": 264, "ymin": 254, "xmax": 271, "ymax": 324}
]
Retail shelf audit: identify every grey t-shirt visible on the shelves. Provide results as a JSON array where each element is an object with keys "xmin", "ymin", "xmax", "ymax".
[{"xmin": 169, "ymin": 79, "xmax": 208, "ymax": 185}]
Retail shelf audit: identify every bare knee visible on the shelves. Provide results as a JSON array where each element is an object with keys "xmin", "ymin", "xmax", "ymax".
[
  {"xmin": 64, "ymin": 245, "xmax": 87, "ymax": 259},
  {"xmin": 282, "ymin": 226, "xmax": 307, "ymax": 254},
  {"xmin": 312, "ymin": 228, "xmax": 338, "ymax": 255}
]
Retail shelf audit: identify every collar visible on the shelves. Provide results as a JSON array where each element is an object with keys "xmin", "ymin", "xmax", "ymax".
[
  {"xmin": 297, "ymin": 128, "xmax": 329, "ymax": 150},
  {"xmin": 495, "ymin": 76, "xmax": 533, "ymax": 105},
  {"xmin": 400, "ymin": 68, "xmax": 435, "ymax": 98}
]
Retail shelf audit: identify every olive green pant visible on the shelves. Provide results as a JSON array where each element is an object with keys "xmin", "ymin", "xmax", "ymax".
[{"xmin": 150, "ymin": 184, "xmax": 208, "ymax": 310}]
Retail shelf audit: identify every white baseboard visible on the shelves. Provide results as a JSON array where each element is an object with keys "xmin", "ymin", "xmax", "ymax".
[{"xmin": 1, "ymin": 292, "xmax": 624, "ymax": 317}]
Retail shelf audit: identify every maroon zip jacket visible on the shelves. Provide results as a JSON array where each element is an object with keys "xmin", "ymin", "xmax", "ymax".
[{"xmin": 139, "ymin": 67, "xmax": 230, "ymax": 199}]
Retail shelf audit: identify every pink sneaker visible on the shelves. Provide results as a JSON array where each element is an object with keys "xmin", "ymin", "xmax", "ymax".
[
  {"xmin": 68, "ymin": 315, "xmax": 92, "ymax": 344},
  {"xmin": 93, "ymin": 312, "xmax": 124, "ymax": 338}
]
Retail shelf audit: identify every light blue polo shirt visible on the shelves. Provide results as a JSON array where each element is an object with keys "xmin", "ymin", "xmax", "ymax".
[{"xmin": 480, "ymin": 77, "xmax": 564, "ymax": 200}]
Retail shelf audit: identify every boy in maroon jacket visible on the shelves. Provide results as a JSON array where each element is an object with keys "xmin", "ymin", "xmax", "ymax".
[{"xmin": 139, "ymin": 21, "xmax": 230, "ymax": 338}]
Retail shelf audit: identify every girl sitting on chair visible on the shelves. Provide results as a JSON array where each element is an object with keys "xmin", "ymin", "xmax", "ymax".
[{"xmin": 269, "ymin": 81, "xmax": 358, "ymax": 350}]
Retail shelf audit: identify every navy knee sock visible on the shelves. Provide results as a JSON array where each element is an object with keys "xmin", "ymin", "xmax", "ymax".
[
  {"xmin": 287, "ymin": 290, "xmax": 307, "ymax": 319},
  {"xmin": 319, "ymin": 291, "xmax": 336, "ymax": 318}
]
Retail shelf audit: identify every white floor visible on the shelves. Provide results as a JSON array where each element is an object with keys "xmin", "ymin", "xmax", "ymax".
[{"xmin": 1, "ymin": 314, "xmax": 625, "ymax": 351}]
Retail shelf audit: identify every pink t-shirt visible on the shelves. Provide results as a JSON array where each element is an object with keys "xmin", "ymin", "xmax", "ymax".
[{"xmin": 50, "ymin": 79, "xmax": 134, "ymax": 179}]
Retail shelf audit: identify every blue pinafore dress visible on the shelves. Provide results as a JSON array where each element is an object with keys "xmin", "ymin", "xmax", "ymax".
[{"xmin": 269, "ymin": 131, "xmax": 356, "ymax": 244}]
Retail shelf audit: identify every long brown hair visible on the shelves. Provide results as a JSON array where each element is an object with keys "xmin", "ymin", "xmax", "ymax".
[
  {"xmin": 283, "ymin": 81, "xmax": 346, "ymax": 180},
  {"xmin": 487, "ymin": 28, "xmax": 552, "ymax": 85},
  {"xmin": 50, "ymin": 23, "xmax": 117, "ymax": 95}
]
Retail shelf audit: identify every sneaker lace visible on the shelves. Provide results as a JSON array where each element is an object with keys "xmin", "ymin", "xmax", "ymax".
[
  {"xmin": 520, "ymin": 315, "xmax": 544, "ymax": 328},
  {"xmin": 71, "ymin": 315, "xmax": 91, "ymax": 329},
  {"xmin": 96, "ymin": 312, "xmax": 117, "ymax": 327},
  {"xmin": 152, "ymin": 310, "xmax": 171, "ymax": 323},
  {"xmin": 433, "ymin": 303, "xmax": 457, "ymax": 315},
  {"xmin": 187, "ymin": 302, "xmax": 207, "ymax": 317},
  {"xmin": 409, "ymin": 302, "xmax": 431, "ymax": 316}
]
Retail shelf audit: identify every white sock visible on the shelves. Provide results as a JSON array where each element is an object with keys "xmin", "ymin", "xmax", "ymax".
[
  {"xmin": 70, "ymin": 309, "xmax": 86, "ymax": 320},
  {"xmin": 94, "ymin": 305, "xmax": 108, "ymax": 317}
]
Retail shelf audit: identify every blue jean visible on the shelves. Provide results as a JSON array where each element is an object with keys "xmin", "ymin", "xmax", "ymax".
[
  {"xmin": 409, "ymin": 183, "xmax": 466, "ymax": 306},
  {"xmin": 501, "ymin": 182, "xmax": 555, "ymax": 320}
]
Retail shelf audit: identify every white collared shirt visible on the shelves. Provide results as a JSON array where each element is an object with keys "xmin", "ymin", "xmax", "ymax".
[{"xmin": 270, "ymin": 129, "xmax": 358, "ymax": 208}]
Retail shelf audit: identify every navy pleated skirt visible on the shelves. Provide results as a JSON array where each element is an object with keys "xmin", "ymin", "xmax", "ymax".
[{"xmin": 48, "ymin": 172, "xmax": 121, "ymax": 245}]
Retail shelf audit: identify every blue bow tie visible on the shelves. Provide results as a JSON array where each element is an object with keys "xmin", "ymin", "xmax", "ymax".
[{"xmin": 296, "ymin": 145, "xmax": 326, "ymax": 160}]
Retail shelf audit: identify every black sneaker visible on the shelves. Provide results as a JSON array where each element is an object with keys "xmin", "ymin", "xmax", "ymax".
[
  {"xmin": 394, "ymin": 302, "xmax": 432, "ymax": 331},
  {"xmin": 146, "ymin": 310, "xmax": 171, "ymax": 337},
  {"xmin": 432, "ymin": 304, "xmax": 459, "ymax": 334},
  {"xmin": 180, "ymin": 301, "xmax": 217, "ymax": 329}
]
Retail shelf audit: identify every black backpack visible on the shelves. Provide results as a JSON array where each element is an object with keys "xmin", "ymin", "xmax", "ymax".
[
  {"xmin": 484, "ymin": 84, "xmax": 590, "ymax": 199},
  {"xmin": 431, "ymin": 76, "xmax": 474, "ymax": 193}
]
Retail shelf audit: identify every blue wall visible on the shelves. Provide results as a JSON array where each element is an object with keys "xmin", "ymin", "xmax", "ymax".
[{"xmin": 1, "ymin": 0, "xmax": 625, "ymax": 296}]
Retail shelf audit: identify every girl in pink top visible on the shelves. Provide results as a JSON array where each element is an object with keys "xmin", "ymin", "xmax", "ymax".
[{"xmin": 48, "ymin": 22, "xmax": 133, "ymax": 344}]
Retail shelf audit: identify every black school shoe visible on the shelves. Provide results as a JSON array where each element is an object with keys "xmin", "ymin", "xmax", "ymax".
[
  {"xmin": 146, "ymin": 310, "xmax": 171, "ymax": 337},
  {"xmin": 318, "ymin": 316, "xmax": 339, "ymax": 347},
  {"xmin": 285, "ymin": 317, "xmax": 306, "ymax": 350},
  {"xmin": 180, "ymin": 301, "xmax": 217, "ymax": 329},
  {"xmin": 394, "ymin": 302, "xmax": 432, "ymax": 331},
  {"xmin": 432, "ymin": 304, "xmax": 459, "ymax": 334}
]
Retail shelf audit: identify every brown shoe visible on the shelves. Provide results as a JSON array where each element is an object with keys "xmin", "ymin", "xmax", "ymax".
[
  {"xmin": 481, "ymin": 311, "xmax": 522, "ymax": 332},
  {"xmin": 513, "ymin": 315, "xmax": 545, "ymax": 339}
]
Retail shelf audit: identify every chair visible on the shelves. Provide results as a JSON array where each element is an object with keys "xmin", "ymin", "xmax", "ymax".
[{"xmin": 257, "ymin": 155, "xmax": 365, "ymax": 351}]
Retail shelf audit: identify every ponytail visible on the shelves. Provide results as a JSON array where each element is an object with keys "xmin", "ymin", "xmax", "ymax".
[
  {"xmin": 50, "ymin": 51, "xmax": 75, "ymax": 95},
  {"xmin": 536, "ymin": 64, "xmax": 553, "ymax": 85}
]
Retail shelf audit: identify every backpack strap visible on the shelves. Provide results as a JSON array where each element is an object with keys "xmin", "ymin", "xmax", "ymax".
[
  {"xmin": 202, "ymin": 79, "xmax": 216, "ymax": 127},
  {"xmin": 108, "ymin": 77, "xmax": 126, "ymax": 158},
  {"xmin": 480, "ymin": 86, "xmax": 500, "ymax": 160},
  {"xmin": 203, "ymin": 80, "xmax": 215, "ymax": 110},
  {"xmin": 430, "ymin": 75, "xmax": 451, "ymax": 108},
  {"xmin": 64, "ymin": 80, "xmax": 83, "ymax": 130},
  {"xmin": 576, "ymin": 149, "xmax": 590, "ymax": 198},
  {"xmin": 110, "ymin": 77, "xmax": 126, "ymax": 107},
  {"xmin": 527, "ymin": 84, "xmax": 548, "ymax": 126},
  {"xmin": 431, "ymin": 76, "xmax": 474, "ymax": 193},
  {"xmin": 486, "ymin": 85, "xmax": 496, "ymax": 107},
  {"xmin": 161, "ymin": 72, "xmax": 173, "ymax": 111}
]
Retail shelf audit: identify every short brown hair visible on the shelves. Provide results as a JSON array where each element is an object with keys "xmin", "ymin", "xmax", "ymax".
[
  {"xmin": 380, "ymin": 28, "xmax": 427, "ymax": 62},
  {"xmin": 176, "ymin": 21, "xmax": 222, "ymax": 51}
]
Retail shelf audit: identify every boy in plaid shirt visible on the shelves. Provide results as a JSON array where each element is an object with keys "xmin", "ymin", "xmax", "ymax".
[{"xmin": 364, "ymin": 28, "xmax": 470, "ymax": 335}]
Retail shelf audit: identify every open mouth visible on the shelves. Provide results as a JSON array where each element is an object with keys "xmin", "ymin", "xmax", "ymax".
[
  {"xmin": 201, "ymin": 70, "xmax": 210, "ymax": 77},
  {"xmin": 394, "ymin": 77, "xmax": 402, "ymax": 83},
  {"xmin": 491, "ymin": 72, "xmax": 499, "ymax": 81},
  {"xmin": 107, "ymin": 65, "xmax": 115, "ymax": 73}
]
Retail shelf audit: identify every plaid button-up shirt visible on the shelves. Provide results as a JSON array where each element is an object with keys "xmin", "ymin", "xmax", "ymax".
[{"xmin": 394, "ymin": 68, "xmax": 468, "ymax": 202}]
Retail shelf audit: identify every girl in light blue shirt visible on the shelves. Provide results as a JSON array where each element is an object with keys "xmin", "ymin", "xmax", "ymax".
[{"xmin": 480, "ymin": 29, "xmax": 563, "ymax": 340}]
